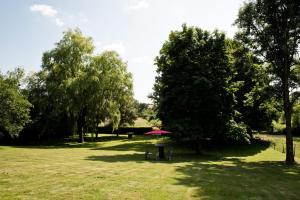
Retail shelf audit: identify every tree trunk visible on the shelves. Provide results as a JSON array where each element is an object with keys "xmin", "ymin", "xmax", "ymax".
[
  {"xmin": 195, "ymin": 137, "xmax": 202, "ymax": 155},
  {"xmin": 285, "ymin": 110, "xmax": 294, "ymax": 164},
  {"xmin": 247, "ymin": 126, "xmax": 253, "ymax": 140},
  {"xmin": 78, "ymin": 127, "xmax": 84, "ymax": 143},
  {"xmin": 77, "ymin": 115, "xmax": 85, "ymax": 143},
  {"xmin": 283, "ymin": 74, "xmax": 294, "ymax": 164}
]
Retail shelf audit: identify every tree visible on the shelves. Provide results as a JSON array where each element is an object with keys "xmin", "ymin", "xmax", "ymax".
[
  {"xmin": 235, "ymin": 0, "xmax": 300, "ymax": 164},
  {"xmin": 153, "ymin": 25, "xmax": 234, "ymax": 152},
  {"xmin": 0, "ymin": 68, "xmax": 31, "ymax": 139},
  {"xmin": 136, "ymin": 101, "xmax": 149, "ymax": 119},
  {"xmin": 227, "ymin": 39, "xmax": 277, "ymax": 134},
  {"xmin": 87, "ymin": 51, "xmax": 136, "ymax": 132},
  {"xmin": 40, "ymin": 28, "xmax": 95, "ymax": 142},
  {"xmin": 23, "ymin": 70, "xmax": 73, "ymax": 141},
  {"xmin": 26, "ymin": 29, "xmax": 135, "ymax": 142}
]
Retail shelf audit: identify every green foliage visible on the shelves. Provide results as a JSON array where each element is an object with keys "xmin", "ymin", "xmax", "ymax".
[
  {"xmin": 226, "ymin": 120, "xmax": 250, "ymax": 144},
  {"xmin": 235, "ymin": 0, "xmax": 300, "ymax": 110},
  {"xmin": 227, "ymin": 39, "xmax": 277, "ymax": 132},
  {"xmin": 0, "ymin": 68, "xmax": 31, "ymax": 138},
  {"xmin": 24, "ymin": 29, "xmax": 135, "ymax": 142},
  {"xmin": 136, "ymin": 102, "xmax": 149, "ymax": 119},
  {"xmin": 135, "ymin": 101, "xmax": 160, "ymax": 127},
  {"xmin": 153, "ymin": 25, "xmax": 234, "ymax": 142},
  {"xmin": 292, "ymin": 102, "xmax": 300, "ymax": 129},
  {"xmin": 235, "ymin": 0, "xmax": 300, "ymax": 164},
  {"xmin": 272, "ymin": 102, "xmax": 300, "ymax": 134},
  {"xmin": 272, "ymin": 120, "xmax": 285, "ymax": 133},
  {"xmin": 153, "ymin": 24, "xmax": 281, "ymax": 145}
]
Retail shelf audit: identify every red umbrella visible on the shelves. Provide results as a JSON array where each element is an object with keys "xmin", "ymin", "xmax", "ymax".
[
  {"xmin": 144, "ymin": 130, "xmax": 171, "ymax": 135},
  {"xmin": 144, "ymin": 130, "xmax": 171, "ymax": 160}
]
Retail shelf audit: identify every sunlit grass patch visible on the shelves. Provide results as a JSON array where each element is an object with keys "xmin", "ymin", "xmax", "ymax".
[{"xmin": 0, "ymin": 134, "xmax": 299, "ymax": 200}]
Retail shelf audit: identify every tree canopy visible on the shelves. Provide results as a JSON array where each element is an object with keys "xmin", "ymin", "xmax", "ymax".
[
  {"xmin": 227, "ymin": 39, "xmax": 276, "ymax": 133},
  {"xmin": 0, "ymin": 68, "xmax": 31, "ymax": 139},
  {"xmin": 235, "ymin": 0, "xmax": 300, "ymax": 164},
  {"xmin": 24, "ymin": 29, "xmax": 135, "ymax": 142},
  {"xmin": 153, "ymin": 25, "xmax": 235, "ymax": 151}
]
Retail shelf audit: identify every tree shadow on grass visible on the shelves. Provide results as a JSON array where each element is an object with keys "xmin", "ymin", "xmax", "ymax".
[
  {"xmin": 9, "ymin": 142, "xmax": 100, "ymax": 149},
  {"xmin": 91, "ymin": 141, "xmax": 156, "ymax": 152},
  {"xmin": 86, "ymin": 153, "xmax": 146, "ymax": 163},
  {"xmin": 92, "ymin": 135, "xmax": 152, "ymax": 142},
  {"xmin": 89, "ymin": 139, "xmax": 270, "ymax": 158},
  {"xmin": 203, "ymin": 139, "xmax": 271, "ymax": 158},
  {"xmin": 85, "ymin": 140, "xmax": 271, "ymax": 164},
  {"xmin": 173, "ymin": 158, "xmax": 300, "ymax": 200},
  {"xmin": 5, "ymin": 135, "xmax": 148, "ymax": 149}
]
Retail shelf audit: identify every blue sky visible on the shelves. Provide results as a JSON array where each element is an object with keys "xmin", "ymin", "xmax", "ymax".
[{"xmin": 0, "ymin": 0, "xmax": 244, "ymax": 103}]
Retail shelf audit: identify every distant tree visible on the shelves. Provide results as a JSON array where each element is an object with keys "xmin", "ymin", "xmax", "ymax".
[
  {"xmin": 235, "ymin": 0, "xmax": 300, "ymax": 164},
  {"xmin": 0, "ymin": 68, "xmax": 31, "ymax": 139},
  {"xmin": 292, "ymin": 101, "xmax": 300, "ymax": 132},
  {"xmin": 136, "ymin": 102, "xmax": 149, "ymax": 118},
  {"xmin": 153, "ymin": 25, "xmax": 234, "ymax": 152}
]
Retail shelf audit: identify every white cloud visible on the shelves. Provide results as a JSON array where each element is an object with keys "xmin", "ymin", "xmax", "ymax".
[
  {"xmin": 126, "ymin": 0, "xmax": 150, "ymax": 11},
  {"xmin": 132, "ymin": 56, "xmax": 153, "ymax": 65},
  {"xmin": 30, "ymin": 4, "xmax": 64, "ymax": 27},
  {"xmin": 102, "ymin": 42, "xmax": 126, "ymax": 55},
  {"xmin": 55, "ymin": 18, "xmax": 64, "ymax": 27},
  {"xmin": 30, "ymin": 4, "xmax": 57, "ymax": 17}
]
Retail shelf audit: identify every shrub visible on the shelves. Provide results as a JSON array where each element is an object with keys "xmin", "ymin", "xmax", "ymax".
[{"xmin": 226, "ymin": 120, "xmax": 251, "ymax": 144}]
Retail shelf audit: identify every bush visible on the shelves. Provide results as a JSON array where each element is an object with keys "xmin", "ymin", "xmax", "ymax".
[
  {"xmin": 272, "ymin": 120, "xmax": 286, "ymax": 133},
  {"xmin": 292, "ymin": 104, "xmax": 300, "ymax": 129},
  {"xmin": 226, "ymin": 120, "xmax": 251, "ymax": 144}
]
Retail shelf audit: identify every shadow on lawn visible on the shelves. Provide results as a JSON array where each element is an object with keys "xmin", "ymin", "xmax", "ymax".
[
  {"xmin": 8, "ymin": 135, "xmax": 147, "ymax": 149},
  {"xmin": 86, "ymin": 139, "xmax": 271, "ymax": 163},
  {"xmin": 174, "ymin": 158, "xmax": 300, "ymax": 199},
  {"xmin": 85, "ymin": 153, "xmax": 226, "ymax": 164},
  {"xmin": 91, "ymin": 140, "xmax": 156, "ymax": 152}
]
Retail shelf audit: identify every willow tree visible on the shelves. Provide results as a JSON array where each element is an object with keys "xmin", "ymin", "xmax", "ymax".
[
  {"xmin": 235, "ymin": 0, "xmax": 300, "ymax": 164},
  {"xmin": 38, "ymin": 29, "xmax": 134, "ymax": 142}
]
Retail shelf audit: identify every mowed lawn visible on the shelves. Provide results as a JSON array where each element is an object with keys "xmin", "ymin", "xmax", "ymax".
[
  {"xmin": 259, "ymin": 134, "xmax": 300, "ymax": 158},
  {"xmin": 1, "ymin": 135, "xmax": 300, "ymax": 200}
]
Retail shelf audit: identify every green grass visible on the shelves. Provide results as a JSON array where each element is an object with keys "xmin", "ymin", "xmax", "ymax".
[
  {"xmin": 258, "ymin": 134, "xmax": 300, "ymax": 159},
  {"xmin": 134, "ymin": 117, "xmax": 152, "ymax": 127},
  {"xmin": 1, "ymin": 135, "xmax": 300, "ymax": 200}
]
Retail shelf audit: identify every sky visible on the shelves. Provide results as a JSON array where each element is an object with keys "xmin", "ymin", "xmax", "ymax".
[{"xmin": 0, "ymin": 0, "xmax": 245, "ymax": 103}]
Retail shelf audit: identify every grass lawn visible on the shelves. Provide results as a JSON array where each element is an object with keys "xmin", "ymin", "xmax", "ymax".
[
  {"xmin": 134, "ymin": 117, "xmax": 152, "ymax": 127},
  {"xmin": 1, "ymin": 135, "xmax": 300, "ymax": 200},
  {"xmin": 259, "ymin": 134, "xmax": 300, "ymax": 158}
]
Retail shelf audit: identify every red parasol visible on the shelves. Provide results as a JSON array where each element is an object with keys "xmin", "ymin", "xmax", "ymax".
[{"xmin": 144, "ymin": 130, "xmax": 171, "ymax": 135}]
